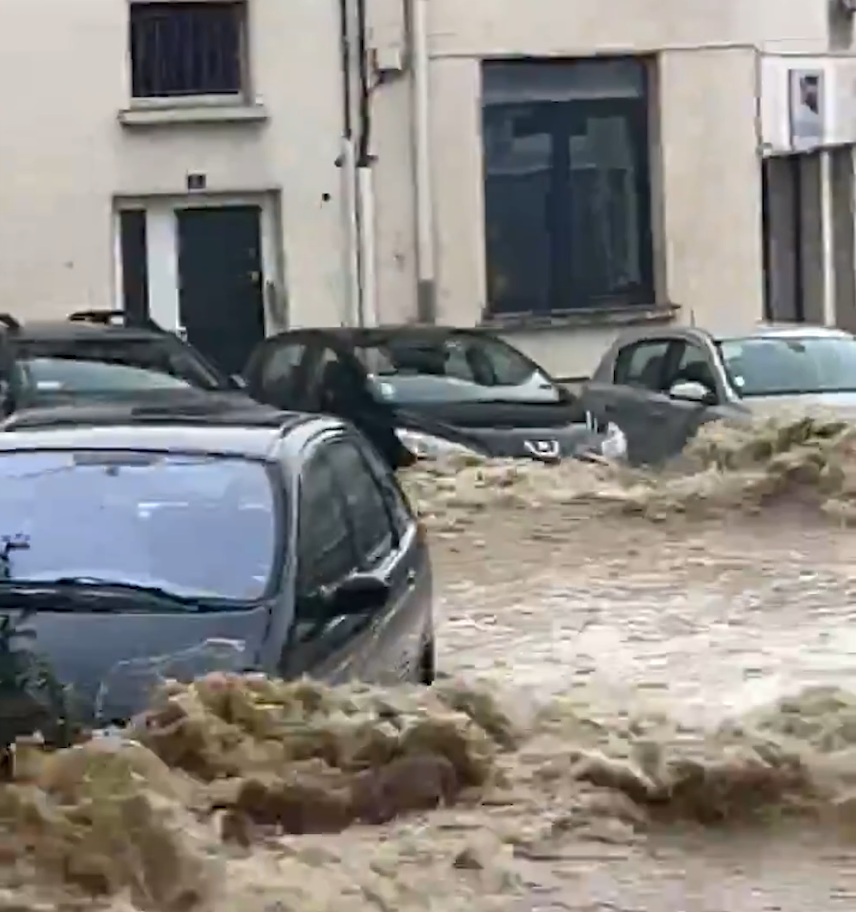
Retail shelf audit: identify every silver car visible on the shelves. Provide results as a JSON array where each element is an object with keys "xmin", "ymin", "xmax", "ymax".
[{"xmin": 580, "ymin": 323, "xmax": 856, "ymax": 465}]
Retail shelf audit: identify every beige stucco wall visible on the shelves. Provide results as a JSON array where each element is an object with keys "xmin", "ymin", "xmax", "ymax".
[
  {"xmin": 0, "ymin": 0, "xmax": 349, "ymax": 325},
  {"xmin": 0, "ymin": 0, "xmax": 847, "ymax": 376},
  {"xmin": 373, "ymin": 0, "xmax": 774, "ymax": 376}
]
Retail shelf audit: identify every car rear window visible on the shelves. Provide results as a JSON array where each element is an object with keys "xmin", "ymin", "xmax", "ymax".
[{"xmin": 15, "ymin": 338, "xmax": 224, "ymax": 393}]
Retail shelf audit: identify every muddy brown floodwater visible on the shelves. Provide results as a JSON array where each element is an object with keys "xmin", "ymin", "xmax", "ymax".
[{"xmin": 435, "ymin": 505, "xmax": 856, "ymax": 912}]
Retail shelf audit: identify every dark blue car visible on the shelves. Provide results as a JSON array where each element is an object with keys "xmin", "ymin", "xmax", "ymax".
[{"xmin": 0, "ymin": 406, "xmax": 434, "ymax": 733}]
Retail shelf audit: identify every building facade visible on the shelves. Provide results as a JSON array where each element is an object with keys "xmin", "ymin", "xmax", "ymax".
[{"xmin": 1, "ymin": 0, "xmax": 856, "ymax": 378}]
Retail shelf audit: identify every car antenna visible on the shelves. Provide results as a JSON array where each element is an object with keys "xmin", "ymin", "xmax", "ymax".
[{"xmin": 689, "ymin": 308, "xmax": 696, "ymax": 327}]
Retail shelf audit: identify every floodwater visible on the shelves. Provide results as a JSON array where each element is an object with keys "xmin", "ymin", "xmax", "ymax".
[
  {"xmin": 10, "ymin": 414, "xmax": 856, "ymax": 912},
  {"xmin": 435, "ymin": 507, "xmax": 856, "ymax": 912}
]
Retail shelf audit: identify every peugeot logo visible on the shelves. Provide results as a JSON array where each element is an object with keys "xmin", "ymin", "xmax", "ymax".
[{"xmin": 523, "ymin": 439, "xmax": 560, "ymax": 459}]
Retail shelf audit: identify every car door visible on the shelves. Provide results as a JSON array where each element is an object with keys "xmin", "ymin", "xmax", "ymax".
[
  {"xmin": 324, "ymin": 435, "xmax": 426, "ymax": 683},
  {"xmin": 281, "ymin": 433, "xmax": 422, "ymax": 683},
  {"xmin": 279, "ymin": 443, "xmax": 364, "ymax": 681},
  {"xmin": 659, "ymin": 339, "xmax": 734, "ymax": 452},
  {"xmin": 583, "ymin": 337, "xmax": 682, "ymax": 464}
]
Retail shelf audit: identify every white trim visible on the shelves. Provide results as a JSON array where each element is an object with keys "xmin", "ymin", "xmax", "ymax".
[
  {"xmin": 115, "ymin": 193, "xmax": 282, "ymax": 333},
  {"xmin": 146, "ymin": 204, "xmax": 181, "ymax": 331},
  {"xmin": 112, "ymin": 211, "xmax": 124, "ymax": 312}
]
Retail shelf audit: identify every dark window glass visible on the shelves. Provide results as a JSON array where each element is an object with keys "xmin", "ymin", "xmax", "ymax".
[
  {"xmin": 326, "ymin": 440, "xmax": 393, "ymax": 570},
  {"xmin": 296, "ymin": 453, "xmax": 355, "ymax": 594},
  {"xmin": 129, "ymin": 2, "xmax": 244, "ymax": 98},
  {"xmin": 613, "ymin": 340, "xmax": 670, "ymax": 389},
  {"xmin": 119, "ymin": 210, "xmax": 148, "ymax": 326},
  {"xmin": 482, "ymin": 58, "xmax": 654, "ymax": 315}
]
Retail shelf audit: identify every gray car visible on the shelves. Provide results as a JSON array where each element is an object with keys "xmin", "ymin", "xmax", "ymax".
[
  {"xmin": 0, "ymin": 404, "xmax": 434, "ymax": 737},
  {"xmin": 580, "ymin": 323, "xmax": 856, "ymax": 465}
]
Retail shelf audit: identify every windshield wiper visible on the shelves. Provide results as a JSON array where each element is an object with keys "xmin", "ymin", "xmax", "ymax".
[{"xmin": 0, "ymin": 579, "xmax": 201, "ymax": 612}]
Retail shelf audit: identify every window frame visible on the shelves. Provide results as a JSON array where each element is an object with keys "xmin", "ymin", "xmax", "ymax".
[
  {"xmin": 481, "ymin": 57, "xmax": 655, "ymax": 318},
  {"xmin": 127, "ymin": 0, "xmax": 251, "ymax": 106}
]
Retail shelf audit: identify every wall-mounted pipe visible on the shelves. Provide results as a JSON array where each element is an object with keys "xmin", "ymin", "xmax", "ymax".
[
  {"xmin": 337, "ymin": 0, "xmax": 362, "ymax": 326},
  {"xmin": 409, "ymin": 0, "xmax": 437, "ymax": 323}
]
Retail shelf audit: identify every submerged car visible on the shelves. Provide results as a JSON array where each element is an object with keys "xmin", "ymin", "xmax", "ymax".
[
  {"xmin": 0, "ymin": 406, "xmax": 434, "ymax": 736},
  {"xmin": 581, "ymin": 322, "xmax": 856, "ymax": 465},
  {"xmin": 243, "ymin": 326, "xmax": 627, "ymax": 468}
]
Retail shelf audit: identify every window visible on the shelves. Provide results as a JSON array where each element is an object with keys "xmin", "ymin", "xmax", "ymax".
[
  {"xmin": 482, "ymin": 58, "xmax": 654, "ymax": 316},
  {"xmin": 669, "ymin": 342, "xmax": 719, "ymax": 392},
  {"xmin": 358, "ymin": 443, "xmax": 413, "ymax": 539},
  {"xmin": 129, "ymin": 1, "xmax": 246, "ymax": 100},
  {"xmin": 613, "ymin": 340, "xmax": 669, "ymax": 389},
  {"xmin": 353, "ymin": 332, "xmax": 560, "ymax": 404},
  {"xmin": 296, "ymin": 454, "xmax": 355, "ymax": 595},
  {"xmin": 326, "ymin": 440, "xmax": 394, "ymax": 569},
  {"xmin": 0, "ymin": 451, "xmax": 277, "ymax": 603}
]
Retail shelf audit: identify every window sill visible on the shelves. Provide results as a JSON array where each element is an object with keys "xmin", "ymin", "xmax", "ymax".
[
  {"xmin": 481, "ymin": 302, "xmax": 680, "ymax": 332},
  {"xmin": 118, "ymin": 102, "xmax": 269, "ymax": 128}
]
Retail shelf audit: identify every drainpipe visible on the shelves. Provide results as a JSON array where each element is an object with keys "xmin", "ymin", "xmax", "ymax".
[
  {"xmin": 409, "ymin": 0, "xmax": 437, "ymax": 323},
  {"xmin": 338, "ymin": 0, "xmax": 362, "ymax": 326},
  {"xmin": 355, "ymin": 0, "xmax": 379, "ymax": 326}
]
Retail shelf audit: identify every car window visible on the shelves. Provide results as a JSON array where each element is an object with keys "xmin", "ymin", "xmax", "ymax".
[
  {"xmin": 358, "ymin": 441, "xmax": 413, "ymax": 539},
  {"xmin": 353, "ymin": 332, "xmax": 561, "ymax": 404},
  {"xmin": 15, "ymin": 338, "xmax": 223, "ymax": 391},
  {"xmin": 669, "ymin": 342, "xmax": 719, "ymax": 393},
  {"xmin": 18, "ymin": 358, "xmax": 194, "ymax": 395},
  {"xmin": 0, "ymin": 451, "xmax": 277, "ymax": 602},
  {"xmin": 613, "ymin": 340, "xmax": 671, "ymax": 390},
  {"xmin": 325, "ymin": 439, "xmax": 394, "ymax": 569},
  {"xmin": 259, "ymin": 343, "xmax": 306, "ymax": 397},
  {"xmin": 296, "ymin": 451, "xmax": 355, "ymax": 594},
  {"xmin": 719, "ymin": 334, "xmax": 856, "ymax": 397}
]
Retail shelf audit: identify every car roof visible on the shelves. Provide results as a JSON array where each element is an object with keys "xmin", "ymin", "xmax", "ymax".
[
  {"xmin": 0, "ymin": 406, "xmax": 322, "ymax": 460},
  {"xmin": 276, "ymin": 325, "xmax": 495, "ymax": 345},
  {"xmin": 9, "ymin": 319, "xmax": 168, "ymax": 343},
  {"xmin": 713, "ymin": 322, "xmax": 853, "ymax": 342}
]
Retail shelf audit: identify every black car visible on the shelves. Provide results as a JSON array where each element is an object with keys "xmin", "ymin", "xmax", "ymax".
[
  {"xmin": 0, "ymin": 309, "xmax": 258, "ymax": 417},
  {"xmin": 243, "ymin": 326, "xmax": 628, "ymax": 468},
  {"xmin": 0, "ymin": 405, "xmax": 433, "ymax": 735}
]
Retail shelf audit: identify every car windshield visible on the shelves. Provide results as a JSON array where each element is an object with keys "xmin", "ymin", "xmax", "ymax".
[
  {"xmin": 352, "ymin": 333, "xmax": 562, "ymax": 404},
  {"xmin": 0, "ymin": 451, "xmax": 278, "ymax": 603},
  {"xmin": 718, "ymin": 335, "xmax": 856, "ymax": 397},
  {"xmin": 14, "ymin": 339, "xmax": 224, "ymax": 395}
]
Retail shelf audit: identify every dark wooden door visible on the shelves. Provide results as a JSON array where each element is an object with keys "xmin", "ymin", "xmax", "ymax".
[{"xmin": 176, "ymin": 205, "xmax": 266, "ymax": 377}]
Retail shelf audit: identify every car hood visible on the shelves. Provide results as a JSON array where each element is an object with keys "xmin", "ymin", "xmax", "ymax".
[
  {"xmin": 743, "ymin": 391, "xmax": 856, "ymax": 419},
  {"xmin": 0, "ymin": 602, "xmax": 270, "ymax": 729}
]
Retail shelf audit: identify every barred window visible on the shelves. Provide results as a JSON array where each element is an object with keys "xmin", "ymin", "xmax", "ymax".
[{"xmin": 129, "ymin": 2, "xmax": 246, "ymax": 99}]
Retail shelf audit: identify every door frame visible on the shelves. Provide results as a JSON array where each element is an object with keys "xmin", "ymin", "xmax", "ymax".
[{"xmin": 112, "ymin": 192, "xmax": 283, "ymax": 334}]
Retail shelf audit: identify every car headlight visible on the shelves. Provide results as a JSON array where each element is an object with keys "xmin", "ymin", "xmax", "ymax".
[{"xmin": 395, "ymin": 428, "xmax": 483, "ymax": 460}]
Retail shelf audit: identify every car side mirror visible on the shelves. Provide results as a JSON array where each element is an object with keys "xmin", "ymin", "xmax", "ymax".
[
  {"xmin": 669, "ymin": 380, "xmax": 714, "ymax": 403},
  {"xmin": 323, "ymin": 573, "xmax": 390, "ymax": 616}
]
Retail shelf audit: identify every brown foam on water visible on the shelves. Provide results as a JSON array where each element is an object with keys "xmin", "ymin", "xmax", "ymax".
[
  {"xmin": 5, "ymin": 677, "xmax": 856, "ymax": 911},
  {"xmin": 401, "ymin": 412, "xmax": 856, "ymax": 525}
]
